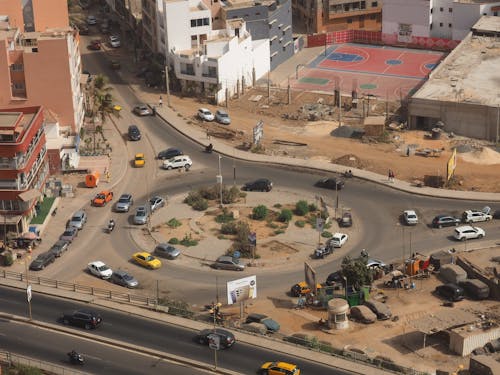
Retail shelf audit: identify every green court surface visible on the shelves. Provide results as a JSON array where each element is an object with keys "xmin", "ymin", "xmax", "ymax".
[{"xmin": 299, "ymin": 77, "xmax": 329, "ymax": 85}]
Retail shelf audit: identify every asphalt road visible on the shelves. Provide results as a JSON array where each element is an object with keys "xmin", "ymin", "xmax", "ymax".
[{"xmin": 0, "ymin": 285, "xmax": 353, "ymax": 375}]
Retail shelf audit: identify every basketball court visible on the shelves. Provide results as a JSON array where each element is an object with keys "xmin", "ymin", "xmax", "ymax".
[{"xmin": 291, "ymin": 43, "xmax": 446, "ymax": 100}]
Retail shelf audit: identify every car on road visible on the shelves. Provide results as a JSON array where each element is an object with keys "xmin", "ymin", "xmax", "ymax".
[
  {"xmin": 92, "ymin": 190, "xmax": 113, "ymax": 206},
  {"xmin": 128, "ymin": 125, "xmax": 141, "ymax": 141},
  {"xmin": 110, "ymin": 270, "xmax": 139, "ymax": 288},
  {"xmin": 88, "ymin": 39, "xmax": 101, "ymax": 50},
  {"xmin": 462, "ymin": 208, "xmax": 492, "ymax": 223},
  {"xmin": 134, "ymin": 153, "xmax": 145, "ymax": 168},
  {"xmin": 48, "ymin": 240, "xmax": 69, "ymax": 257},
  {"xmin": 115, "ymin": 194, "xmax": 134, "ymax": 212},
  {"xmin": 149, "ymin": 196, "xmax": 165, "ymax": 212},
  {"xmin": 212, "ymin": 256, "xmax": 245, "ymax": 271},
  {"xmin": 154, "ymin": 243, "xmax": 180, "ymax": 259},
  {"xmin": 197, "ymin": 328, "xmax": 235, "ymax": 349},
  {"xmin": 329, "ymin": 233, "xmax": 348, "ymax": 248},
  {"xmin": 242, "ymin": 178, "xmax": 273, "ymax": 192},
  {"xmin": 132, "ymin": 104, "xmax": 152, "ymax": 116},
  {"xmin": 109, "ymin": 35, "xmax": 120, "ymax": 48},
  {"xmin": 453, "ymin": 225, "xmax": 485, "ymax": 241},
  {"xmin": 315, "ymin": 177, "xmax": 344, "ymax": 190},
  {"xmin": 87, "ymin": 261, "xmax": 113, "ymax": 279},
  {"xmin": 133, "ymin": 205, "xmax": 149, "ymax": 225},
  {"xmin": 68, "ymin": 210, "xmax": 87, "ymax": 230},
  {"xmin": 259, "ymin": 361, "xmax": 300, "ymax": 375},
  {"xmin": 132, "ymin": 252, "xmax": 162, "ymax": 269},
  {"xmin": 198, "ymin": 108, "xmax": 214, "ymax": 121},
  {"xmin": 290, "ymin": 281, "xmax": 322, "ymax": 297},
  {"xmin": 432, "ymin": 215, "xmax": 461, "ymax": 228},
  {"xmin": 245, "ymin": 313, "xmax": 280, "ymax": 333},
  {"xmin": 403, "ymin": 210, "xmax": 418, "ymax": 225},
  {"xmin": 61, "ymin": 309, "xmax": 102, "ymax": 330},
  {"xmin": 338, "ymin": 212, "xmax": 352, "ymax": 227},
  {"xmin": 215, "ymin": 109, "xmax": 231, "ymax": 125},
  {"xmin": 366, "ymin": 258, "xmax": 389, "ymax": 271},
  {"xmin": 162, "ymin": 155, "xmax": 192, "ymax": 170},
  {"xmin": 29, "ymin": 252, "xmax": 56, "ymax": 271},
  {"xmin": 435, "ymin": 283, "xmax": 465, "ymax": 302},
  {"xmin": 77, "ymin": 24, "xmax": 90, "ymax": 35},
  {"xmin": 86, "ymin": 15, "xmax": 97, "ymax": 25},
  {"xmin": 157, "ymin": 148, "xmax": 183, "ymax": 160},
  {"xmin": 60, "ymin": 226, "xmax": 78, "ymax": 243}
]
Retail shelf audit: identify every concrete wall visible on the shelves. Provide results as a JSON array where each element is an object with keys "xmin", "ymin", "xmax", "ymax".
[
  {"xmin": 449, "ymin": 326, "xmax": 500, "ymax": 356},
  {"xmin": 430, "ymin": 0, "xmax": 454, "ymax": 39},
  {"xmin": 382, "ymin": 0, "xmax": 431, "ymax": 38}
]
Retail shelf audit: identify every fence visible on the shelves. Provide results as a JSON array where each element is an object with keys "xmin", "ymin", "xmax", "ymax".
[{"xmin": 0, "ymin": 350, "xmax": 86, "ymax": 375}]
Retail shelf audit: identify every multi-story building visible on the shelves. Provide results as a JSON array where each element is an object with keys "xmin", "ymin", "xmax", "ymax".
[
  {"xmin": 221, "ymin": 0, "xmax": 294, "ymax": 70},
  {"xmin": 0, "ymin": 0, "xmax": 69, "ymax": 32},
  {"xmin": 293, "ymin": 0, "xmax": 382, "ymax": 34},
  {"xmin": 0, "ymin": 106, "xmax": 48, "ymax": 235},
  {"xmin": 141, "ymin": 0, "xmax": 159, "ymax": 53}
]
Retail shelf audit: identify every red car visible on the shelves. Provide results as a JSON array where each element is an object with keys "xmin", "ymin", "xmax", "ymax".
[
  {"xmin": 92, "ymin": 190, "xmax": 113, "ymax": 207},
  {"xmin": 88, "ymin": 39, "xmax": 101, "ymax": 50}
]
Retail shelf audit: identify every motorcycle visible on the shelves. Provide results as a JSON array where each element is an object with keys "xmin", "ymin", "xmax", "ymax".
[
  {"xmin": 107, "ymin": 220, "xmax": 115, "ymax": 233},
  {"xmin": 67, "ymin": 351, "xmax": 84, "ymax": 365},
  {"xmin": 51, "ymin": 207, "xmax": 58, "ymax": 216},
  {"xmin": 341, "ymin": 170, "xmax": 353, "ymax": 178},
  {"xmin": 314, "ymin": 244, "xmax": 333, "ymax": 259},
  {"xmin": 205, "ymin": 144, "xmax": 213, "ymax": 153}
]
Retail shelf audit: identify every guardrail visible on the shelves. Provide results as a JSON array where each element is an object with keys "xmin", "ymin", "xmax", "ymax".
[{"xmin": 0, "ymin": 350, "xmax": 86, "ymax": 375}]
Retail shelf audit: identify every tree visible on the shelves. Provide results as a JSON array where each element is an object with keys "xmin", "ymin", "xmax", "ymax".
[{"xmin": 341, "ymin": 256, "xmax": 372, "ymax": 289}]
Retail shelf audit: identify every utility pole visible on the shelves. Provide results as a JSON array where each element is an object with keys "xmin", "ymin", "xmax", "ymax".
[
  {"xmin": 267, "ymin": 71, "xmax": 271, "ymax": 104},
  {"xmin": 218, "ymin": 155, "xmax": 223, "ymax": 207},
  {"xmin": 165, "ymin": 64, "xmax": 171, "ymax": 107}
]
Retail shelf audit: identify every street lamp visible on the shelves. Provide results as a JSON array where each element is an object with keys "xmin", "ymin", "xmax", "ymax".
[{"xmin": 217, "ymin": 155, "xmax": 223, "ymax": 207}]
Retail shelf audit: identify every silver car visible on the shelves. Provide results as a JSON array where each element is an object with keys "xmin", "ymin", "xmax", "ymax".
[
  {"xmin": 110, "ymin": 270, "xmax": 139, "ymax": 288},
  {"xmin": 115, "ymin": 194, "xmax": 133, "ymax": 212},
  {"xmin": 212, "ymin": 256, "xmax": 245, "ymax": 271},
  {"xmin": 68, "ymin": 210, "xmax": 87, "ymax": 230},
  {"xmin": 215, "ymin": 109, "xmax": 231, "ymax": 125},
  {"xmin": 133, "ymin": 104, "xmax": 152, "ymax": 116},
  {"xmin": 154, "ymin": 243, "xmax": 180, "ymax": 259},
  {"xmin": 133, "ymin": 205, "xmax": 149, "ymax": 225}
]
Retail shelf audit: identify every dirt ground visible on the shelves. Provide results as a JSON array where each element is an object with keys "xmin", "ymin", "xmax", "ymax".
[{"xmin": 168, "ymin": 89, "xmax": 500, "ymax": 193}]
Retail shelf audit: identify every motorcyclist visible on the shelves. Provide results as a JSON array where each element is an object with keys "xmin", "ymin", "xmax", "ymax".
[
  {"xmin": 108, "ymin": 219, "xmax": 115, "ymax": 232},
  {"xmin": 206, "ymin": 143, "xmax": 213, "ymax": 153}
]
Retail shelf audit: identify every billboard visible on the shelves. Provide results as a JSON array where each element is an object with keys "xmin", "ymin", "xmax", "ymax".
[
  {"xmin": 304, "ymin": 262, "xmax": 317, "ymax": 294},
  {"xmin": 226, "ymin": 275, "xmax": 257, "ymax": 305},
  {"xmin": 253, "ymin": 120, "xmax": 264, "ymax": 145},
  {"xmin": 446, "ymin": 148, "xmax": 457, "ymax": 182}
]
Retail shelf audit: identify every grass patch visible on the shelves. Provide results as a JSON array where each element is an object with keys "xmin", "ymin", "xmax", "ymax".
[
  {"xmin": 180, "ymin": 233, "xmax": 198, "ymax": 247},
  {"xmin": 295, "ymin": 220, "xmax": 305, "ymax": 228},
  {"xmin": 30, "ymin": 197, "xmax": 55, "ymax": 224},
  {"xmin": 167, "ymin": 218, "xmax": 182, "ymax": 228},
  {"xmin": 274, "ymin": 229, "xmax": 285, "ymax": 235},
  {"xmin": 168, "ymin": 237, "xmax": 179, "ymax": 244}
]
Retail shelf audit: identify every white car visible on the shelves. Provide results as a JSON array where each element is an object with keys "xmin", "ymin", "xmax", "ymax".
[
  {"xmin": 87, "ymin": 261, "xmax": 113, "ymax": 279},
  {"xmin": 198, "ymin": 108, "xmax": 214, "ymax": 121},
  {"xmin": 86, "ymin": 15, "xmax": 97, "ymax": 25},
  {"xmin": 462, "ymin": 209, "xmax": 492, "ymax": 224},
  {"xmin": 162, "ymin": 155, "xmax": 192, "ymax": 170},
  {"xmin": 453, "ymin": 225, "xmax": 485, "ymax": 241},
  {"xmin": 403, "ymin": 210, "xmax": 418, "ymax": 225},
  {"xmin": 109, "ymin": 35, "xmax": 121, "ymax": 48},
  {"xmin": 329, "ymin": 233, "xmax": 349, "ymax": 248}
]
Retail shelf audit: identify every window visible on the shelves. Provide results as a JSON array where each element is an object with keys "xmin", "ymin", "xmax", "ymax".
[
  {"xmin": 439, "ymin": 22, "xmax": 443, "ymax": 27},
  {"xmin": 343, "ymin": 4, "xmax": 349, "ymax": 11},
  {"xmin": 494, "ymin": 11, "xmax": 498, "ymax": 16},
  {"xmin": 360, "ymin": 1, "xmax": 366, "ymax": 9},
  {"xmin": 371, "ymin": 1, "xmax": 377, "ymax": 7},
  {"xmin": 359, "ymin": 15, "xmax": 365, "ymax": 21},
  {"xmin": 191, "ymin": 19, "xmax": 196, "ymax": 27},
  {"xmin": 13, "ymin": 82, "xmax": 25, "ymax": 90},
  {"xmin": 431, "ymin": 8, "xmax": 433, "ymax": 14},
  {"xmin": 197, "ymin": 19, "xmax": 202, "ymax": 26},
  {"xmin": 203, "ymin": 18, "xmax": 209, "ymax": 25},
  {"xmin": 11, "ymin": 63, "xmax": 23, "ymax": 71},
  {"xmin": 439, "ymin": 7, "xmax": 443, "ymax": 11},
  {"xmin": 191, "ymin": 35, "xmax": 197, "ymax": 41},
  {"xmin": 449, "ymin": 7, "xmax": 452, "ymax": 12},
  {"xmin": 370, "ymin": 14, "xmax": 376, "ymax": 19},
  {"xmin": 430, "ymin": 23, "xmax": 433, "ymax": 30},
  {"xmin": 347, "ymin": 18, "xmax": 352, "ymax": 23},
  {"xmin": 448, "ymin": 23, "xmax": 452, "ymax": 27}
]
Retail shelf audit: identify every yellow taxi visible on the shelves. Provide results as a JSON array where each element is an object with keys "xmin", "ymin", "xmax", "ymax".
[
  {"xmin": 260, "ymin": 361, "xmax": 300, "ymax": 375},
  {"xmin": 132, "ymin": 252, "xmax": 162, "ymax": 269},
  {"xmin": 290, "ymin": 281, "xmax": 322, "ymax": 297},
  {"xmin": 134, "ymin": 153, "xmax": 145, "ymax": 167}
]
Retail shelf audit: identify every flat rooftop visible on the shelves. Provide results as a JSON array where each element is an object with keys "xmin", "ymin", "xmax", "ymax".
[{"xmin": 412, "ymin": 17, "xmax": 500, "ymax": 106}]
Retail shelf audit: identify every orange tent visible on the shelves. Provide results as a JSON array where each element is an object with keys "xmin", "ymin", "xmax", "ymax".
[{"xmin": 85, "ymin": 171, "xmax": 100, "ymax": 188}]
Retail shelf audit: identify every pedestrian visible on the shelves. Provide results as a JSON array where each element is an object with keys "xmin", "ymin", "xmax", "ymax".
[
  {"xmin": 388, "ymin": 169, "xmax": 392, "ymax": 182},
  {"xmin": 106, "ymin": 171, "xmax": 110, "ymax": 183},
  {"xmin": 389, "ymin": 170, "xmax": 395, "ymax": 182},
  {"xmin": 159, "ymin": 95, "xmax": 163, "ymax": 107}
]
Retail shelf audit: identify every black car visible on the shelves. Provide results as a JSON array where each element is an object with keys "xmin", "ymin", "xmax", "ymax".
[
  {"xmin": 315, "ymin": 177, "xmax": 344, "ymax": 190},
  {"xmin": 245, "ymin": 313, "xmax": 280, "ymax": 332},
  {"xmin": 197, "ymin": 328, "xmax": 235, "ymax": 349},
  {"xmin": 326, "ymin": 271, "xmax": 344, "ymax": 287},
  {"xmin": 128, "ymin": 125, "xmax": 141, "ymax": 141},
  {"xmin": 432, "ymin": 215, "xmax": 461, "ymax": 228},
  {"xmin": 435, "ymin": 283, "xmax": 465, "ymax": 302},
  {"xmin": 61, "ymin": 309, "xmax": 102, "ymax": 330},
  {"xmin": 338, "ymin": 212, "xmax": 353, "ymax": 227},
  {"xmin": 242, "ymin": 178, "xmax": 273, "ymax": 192},
  {"xmin": 48, "ymin": 240, "xmax": 70, "ymax": 257},
  {"xmin": 157, "ymin": 148, "xmax": 183, "ymax": 160},
  {"xmin": 29, "ymin": 252, "xmax": 56, "ymax": 270}
]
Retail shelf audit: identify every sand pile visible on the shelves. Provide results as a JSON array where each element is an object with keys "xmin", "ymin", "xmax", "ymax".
[{"xmin": 458, "ymin": 147, "xmax": 500, "ymax": 165}]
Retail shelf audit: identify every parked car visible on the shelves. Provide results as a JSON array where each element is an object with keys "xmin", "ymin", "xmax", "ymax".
[
  {"xmin": 432, "ymin": 215, "xmax": 461, "ymax": 228},
  {"xmin": 453, "ymin": 225, "xmax": 485, "ymax": 241},
  {"xmin": 435, "ymin": 283, "xmax": 465, "ymax": 301},
  {"xmin": 338, "ymin": 212, "xmax": 353, "ymax": 227},
  {"xmin": 459, "ymin": 279, "xmax": 490, "ymax": 300},
  {"xmin": 403, "ymin": 210, "xmax": 418, "ymax": 225},
  {"xmin": 215, "ymin": 109, "xmax": 231, "ymax": 125},
  {"xmin": 133, "ymin": 104, "xmax": 152, "ymax": 116},
  {"xmin": 68, "ymin": 210, "xmax": 87, "ymax": 230},
  {"xmin": 132, "ymin": 252, "xmax": 162, "ymax": 269},
  {"xmin": 363, "ymin": 300, "xmax": 392, "ymax": 320},
  {"xmin": 366, "ymin": 258, "xmax": 389, "ymax": 271},
  {"xmin": 329, "ymin": 233, "xmax": 348, "ymax": 248},
  {"xmin": 128, "ymin": 125, "xmax": 141, "ymax": 141},
  {"xmin": 245, "ymin": 313, "xmax": 280, "ymax": 333},
  {"xmin": 315, "ymin": 177, "xmax": 344, "ymax": 190},
  {"xmin": 77, "ymin": 24, "xmax": 90, "ymax": 35},
  {"xmin": 197, "ymin": 328, "xmax": 235, "ymax": 349},
  {"xmin": 325, "ymin": 271, "xmax": 344, "ymax": 287},
  {"xmin": 134, "ymin": 153, "xmax": 145, "ymax": 168},
  {"xmin": 86, "ymin": 15, "xmax": 97, "ymax": 25},
  {"xmin": 110, "ymin": 270, "xmax": 139, "ymax": 288},
  {"xmin": 133, "ymin": 205, "xmax": 149, "ymax": 225},
  {"xmin": 242, "ymin": 178, "xmax": 273, "ymax": 192},
  {"xmin": 154, "ymin": 243, "xmax": 180, "ymax": 259},
  {"xmin": 61, "ymin": 309, "xmax": 102, "ymax": 330},
  {"xmin": 92, "ymin": 190, "xmax": 113, "ymax": 206},
  {"xmin": 115, "ymin": 193, "xmax": 133, "ymax": 212},
  {"xmin": 60, "ymin": 227, "xmax": 78, "ymax": 243},
  {"xmin": 212, "ymin": 256, "xmax": 245, "ymax": 271},
  {"xmin": 49, "ymin": 240, "xmax": 69, "ymax": 257},
  {"xmin": 157, "ymin": 148, "xmax": 183, "ymax": 160},
  {"xmin": 259, "ymin": 361, "xmax": 300, "ymax": 375},
  {"xmin": 149, "ymin": 196, "xmax": 165, "ymax": 212},
  {"xmin": 87, "ymin": 261, "xmax": 113, "ymax": 279},
  {"xmin": 88, "ymin": 39, "xmax": 101, "ymax": 50},
  {"xmin": 290, "ymin": 281, "xmax": 322, "ymax": 297},
  {"xmin": 350, "ymin": 305, "xmax": 377, "ymax": 324},
  {"xmin": 29, "ymin": 252, "xmax": 56, "ymax": 271},
  {"xmin": 198, "ymin": 108, "xmax": 214, "ymax": 121},
  {"xmin": 162, "ymin": 155, "xmax": 192, "ymax": 170},
  {"xmin": 462, "ymin": 208, "xmax": 492, "ymax": 223},
  {"xmin": 109, "ymin": 35, "xmax": 120, "ymax": 48}
]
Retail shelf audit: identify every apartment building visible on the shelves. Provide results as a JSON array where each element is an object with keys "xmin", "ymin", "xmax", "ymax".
[
  {"xmin": 142, "ymin": 0, "xmax": 159, "ymax": 53},
  {"xmin": 0, "ymin": 0, "xmax": 69, "ymax": 32},
  {"xmin": 293, "ymin": 0, "xmax": 382, "ymax": 33},
  {"xmin": 0, "ymin": 106, "xmax": 48, "ymax": 235}
]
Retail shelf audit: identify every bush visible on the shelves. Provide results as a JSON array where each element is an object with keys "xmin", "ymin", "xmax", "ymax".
[
  {"xmin": 252, "ymin": 205, "xmax": 268, "ymax": 220},
  {"xmin": 267, "ymin": 222, "xmax": 278, "ymax": 229},
  {"xmin": 168, "ymin": 237, "xmax": 179, "ymax": 244},
  {"xmin": 232, "ymin": 221, "xmax": 253, "ymax": 257},
  {"xmin": 192, "ymin": 198, "xmax": 208, "ymax": 211},
  {"xmin": 3, "ymin": 251, "xmax": 14, "ymax": 266},
  {"xmin": 199, "ymin": 185, "xmax": 219, "ymax": 200},
  {"xmin": 180, "ymin": 233, "xmax": 198, "ymax": 246},
  {"xmin": 223, "ymin": 186, "xmax": 240, "ymax": 204},
  {"xmin": 220, "ymin": 222, "xmax": 238, "ymax": 235},
  {"xmin": 215, "ymin": 209, "xmax": 234, "ymax": 223},
  {"xmin": 308, "ymin": 203, "xmax": 318, "ymax": 212},
  {"xmin": 273, "ymin": 203, "xmax": 282, "ymax": 208},
  {"xmin": 278, "ymin": 209, "xmax": 293, "ymax": 222},
  {"xmin": 295, "ymin": 220, "xmax": 305, "ymax": 228},
  {"xmin": 167, "ymin": 218, "xmax": 181, "ymax": 228},
  {"xmin": 295, "ymin": 200, "xmax": 309, "ymax": 216},
  {"xmin": 274, "ymin": 229, "xmax": 285, "ymax": 235},
  {"xmin": 184, "ymin": 191, "xmax": 202, "ymax": 205},
  {"xmin": 321, "ymin": 231, "xmax": 333, "ymax": 238}
]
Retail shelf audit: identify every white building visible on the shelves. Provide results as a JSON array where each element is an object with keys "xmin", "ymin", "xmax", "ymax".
[{"xmin": 156, "ymin": 0, "xmax": 270, "ymax": 103}]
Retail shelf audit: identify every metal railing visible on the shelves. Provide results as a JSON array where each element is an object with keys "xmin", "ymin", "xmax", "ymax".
[{"xmin": 0, "ymin": 350, "xmax": 86, "ymax": 375}]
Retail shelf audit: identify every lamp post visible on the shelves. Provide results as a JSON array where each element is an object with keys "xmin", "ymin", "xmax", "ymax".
[{"xmin": 217, "ymin": 155, "xmax": 223, "ymax": 207}]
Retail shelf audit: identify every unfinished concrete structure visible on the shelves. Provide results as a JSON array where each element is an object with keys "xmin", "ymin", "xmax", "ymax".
[{"xmin": 408, "ymin": 16, "xmax": 500, "ymax": 141}]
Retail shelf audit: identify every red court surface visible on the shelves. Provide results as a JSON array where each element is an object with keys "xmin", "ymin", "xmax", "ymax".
[{"xmin": 290, "ymin": 44, "xmax": 446, "ymax": 100}]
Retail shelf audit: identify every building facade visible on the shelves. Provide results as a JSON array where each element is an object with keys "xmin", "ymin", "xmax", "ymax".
[
  {"xmin": 0, "ymin": 0, "xmax": 69, "ymax": 32},
  {"xmin": 0, "ymin": 106, "xmax": 48, "ymax": 235}
]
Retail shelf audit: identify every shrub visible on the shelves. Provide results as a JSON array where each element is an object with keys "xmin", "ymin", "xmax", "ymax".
[
  {"xmin": 215, "ymin": 209, "xmax": 234, "ymax": 223},
  {"xmin": 192, "ymin": 198, "xmax": 208, "ymax": 211},
  {"xmin": 199, "ymin": 185, "xmax": 219, "ymax": 200},
  {"xmin": 274, "ymin": 229, "xmax": 285, "ymax": 235},
  {"xmin": 184, "ymin": 191, "xmax": 202, "ymax": 206},
  {"xmin": 295, "ymin": 200, "xmax": 309, "ymax": 216},
  {"xmin": 267, "ymin": 222, "xmax": 278, "ymax": 229},
  {"xmin": 321, "ymin": 231, "xmax": 333, "ymax": 238},
  {"xmin": 278, "ymin": 209, "xmax": 293, "ymax": 222},
  {"xmin": 168, "ymin": 237, "xmax": 179, "ymax": 244},
  {"xmin": 252, "ymin": 205, "xmax": 268, "ymax": 220},
  {"xmin": 295, "ymin": 220, "xmax": 305, "ymax": 228},
  {"xmin": 273, "ymin": 203, "xmax": 282, "ymax": 208},
  {"xmin": 223, "ymin": 186, "xmax": 240, "ymax": 204},
  {"xmin": 221, "ymin": 222, "xmax": 238, "ymax": 235},
  {"xmin": 167, "ymin": 218, "xmax": 181, "ymax": 228},
  {"xmin": 180, "ymin": 233, "xmax": 198, "ymax": 246},
  {"xmin": 308, "ymin": 203, "xmax": 318, "ymax": 212},
  {"xmin": 3, "ymin": 251, "xmax": 14, "ymax": 266},
  {"xmin": 232, "ymin": 221, "xmax": 253, "ymax": 257}
]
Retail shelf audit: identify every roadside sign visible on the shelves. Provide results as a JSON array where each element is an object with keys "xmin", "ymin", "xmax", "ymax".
[
  {"xmin": 26, "ymin": 285, "xmax": 32, "ymax": 302},
  {"xmin": 208, "ymin": 333, "xmax": 220, "ymax": 350},
  {"xmin": 248, "ymin": 232, "xmax": 257, "ymax": 246},
  {"xmin": 316, "ymin": 217, "xmax": 324, "ymax": 232},
  {"xmin": 253, "ymin": 120, "xmax": 264, "ymax": 145}
]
